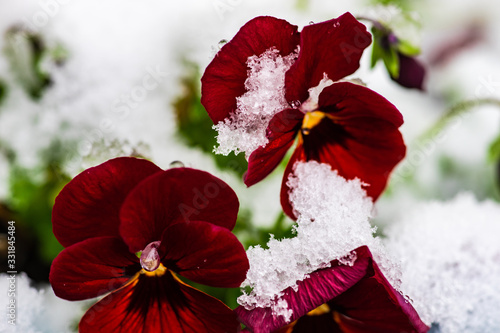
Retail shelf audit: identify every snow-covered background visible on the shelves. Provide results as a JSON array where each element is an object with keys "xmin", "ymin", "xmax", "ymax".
[{"xmin": 0, "ymin": 0, "xmax": 499, "ymax": 332}]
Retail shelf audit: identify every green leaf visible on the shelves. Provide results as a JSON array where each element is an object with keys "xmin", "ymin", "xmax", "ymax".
[
  {"xmin": 397, "ymin": 39, "xmax": 420, "ymax": 56},
  {"xmin": 370, "ymin": 36, "xmax": 384, "ymax": 68},
  {"xmin": 488, "ymin": 133, "xmax": 500, "ymax": 163},
  {"xmin": 382, "ymin": 45, "xmax": 400, "ymax": 78},
  {"xmin": 0, "ymin": 79, "xmax": 7, "ymax": 105}
]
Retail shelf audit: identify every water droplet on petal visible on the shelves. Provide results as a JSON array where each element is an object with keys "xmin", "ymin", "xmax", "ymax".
[
  {"xmin": 333, "ymin": 22, "xmax": 340, "ymax": 28},
  {"xmin": 290, "ymin": 100, "xmax": 301, "ymax": 109},
  {"xmin": 308, "ymin": 21, "xmax": 315, "ymax": 25},
  {"xmin": 169, "ymin": 160, "xmax": 185, "ymax": 168},
  {"xmin": 140, "ymin": 241, "xmax": 161, "ymax": 272},
  {"xmin": 218, "ymin": 39, "xmax": 228, "ymax": 49}
]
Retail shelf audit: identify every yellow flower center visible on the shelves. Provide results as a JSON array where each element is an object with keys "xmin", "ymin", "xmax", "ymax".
[
  {"xmin": 141, "ymin": 263, "xmax": 167, "ymax": 277},
  {"xmin": 302, "ymin": 111, "xmax": 327, "ymax": 135},
  {"xmin": 307, "ymin": 303, "xmax": 331, "ymax": 316}
]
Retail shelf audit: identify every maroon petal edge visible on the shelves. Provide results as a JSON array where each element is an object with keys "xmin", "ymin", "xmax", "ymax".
[
  {"xmin": 245, "ymin": 108, "xmax": 303, "ymax": 187},
  {"xmin": 285, "ymin": 13, "xmax": 372, "ymax": 104},
  {"xmin": 52, "ymin": 157, "xmax": 162, "ymax": 248},
  {"xmin": 49, "ymin": 236, "xmax": 140, "ymax": 301}
]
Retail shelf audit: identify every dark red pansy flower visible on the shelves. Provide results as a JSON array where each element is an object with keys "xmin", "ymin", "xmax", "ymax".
[
  {"xmin": 49, "ymin": 157, "xmax": 249, "ymax": 333},
  {"xmin": 201, "ymin": 13, "xmax": 406, "ymax": 219},
  {"xmin": 235, "ymin": 246, "xmax": 428, "ymax": 333}
]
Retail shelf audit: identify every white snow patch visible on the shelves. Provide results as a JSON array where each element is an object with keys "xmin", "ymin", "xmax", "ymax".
[
  {"xmin": 385, "ymin": 193, "xmax": 500, "ymax": 332},
  {"xmin": 214, "ymin": 47, "xmax": 298, "ymax": 159},
  {"xmin": 0, "ymin": 273, "xmax": 87, "ymax": 333},
  {"xmin": 237, "ymin": 161, "xmax": 399, "ymax": 321}
]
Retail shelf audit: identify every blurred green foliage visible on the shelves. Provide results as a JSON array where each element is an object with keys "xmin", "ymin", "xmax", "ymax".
[
  {"xmin": 0, "ymin": 78, "xmax": 7, "ymax": 105},
  {"xmin": 6, "ymin": 139, "xmax": 72, "ymax": 275},
  {"xmin": 368, "ymin": 0, "xmax": 412, "ymax": 10},
  {"xmin": 488, "ymin": 133, "xmax": 500, "ymax": 163},
  {"xmin": 173, "ymin": 60, "xmax": 248, "ymax": 178},
  {"xmin": 3, "ymin": 27, "xmax": 60, "ymax": 100}
]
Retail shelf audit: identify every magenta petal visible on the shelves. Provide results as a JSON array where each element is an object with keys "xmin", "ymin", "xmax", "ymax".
[
  {"xmin": 119, "ymin": 168, "xmax": 239, "ymax": 253},
  {"xmin": 304, "ymin": 82, "xmax": 406, "ymax": 200},
  {"xmin": 285, "ymin": 13, "xmax": 371, "ymax": 103},
  {"xmin": 330, "ymin": 255, "xmax": 429, "ymax": 333},
  {"xmin": 79, "ymin": 271, "xmax": 240, "ymax": 333},
  {"xmin": 159, "ymin": 221, "xmax": 249, "ymax": 288},
  {"xmin": 245, "ymin": 108, "xmax": 303, "ymax": 187},
  {"xmin": 52, "ymin": 157, "xmax": 162, "ymax": 247},
  {"xmin": 201, "ymin": 16, "xmax": 300, "ymax": 124},
  {"xmin": 392, "ymin": 53, "xmax": 426, "ymax": 90},
  {"xmin": 49, "ymin": 236, "xmax": 140, "ymax": 301},
  {"xmin": 235, "ymin": 246, "xmax": 428, "ymax": 333},
  {"xmin": 235, "ymin": 247, "xmax": 371, "ymax": 333}
]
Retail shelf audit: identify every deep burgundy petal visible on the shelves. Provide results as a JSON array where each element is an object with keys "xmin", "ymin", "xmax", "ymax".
[
  {"xmin": 285, "ymin": 13, "xmax": 371, "ymax": 104},
  {"xmin": 159, "ymin": 220, "xmax": 249, "ymax": 288},
  {"xmin": 236, "ymin": 246, "xmax": 428, "ymax": 333},
  {"xmin": 235, "ymin": 247, "xmax": 371, "ymax": 333},
  {"xmin": 304, "ymin": 82, "xmax": 406, "ymax": 200},
  {"xmin": 201, "ymin": 16, "xmax": 300, "ymax": 124},
  {"xmin": 52, "ymin": 157, "xmax": 162, "ymax": 247},
  {"xmin": 79, "ymin": 271, "xmax": 240, "ymax": 333},
  {"xmin": 279, "ymin": 143, "xmax": 306, "ymax": 221},
  {"xmin": 245, "ymin": 108, "xmax": 303, "ymax": 187},
  {"xmin": 329, "ymin": 254, "xmax": 429, "ymax": 333},
  {"xmin": 392, "ymin": 53, "xmax": 426, "ymax": 90},
  {"xmin": 49, "ymin": 236, "xmax": 140, "ymax": 301},
  {"xmin": 119, "ymin": 168, "xmax": 239, "ymax": 253}
]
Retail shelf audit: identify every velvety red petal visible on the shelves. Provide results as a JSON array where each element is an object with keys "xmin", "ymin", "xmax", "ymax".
[
  {"xmin": 235, "ymin": 247, "xmax": 371, "ymax": 333},
  {"xmin": 285, "ymin": 13, "xmax": 371, "ymax": 104},
  {"xmin": 201, "ymin": 16, "xmax": 300, "ymax": 124},
  {"xmin": 318, "ymin": 82, "xmax": 403, "ymax": 127},
  {"xmin": 304, "ymin": 82, "xmax": 406, "ymax": 200},
  {"xmin": 52, "ymin": 157, "xmax": 162, "ymax": 247},
  {"xmin": 244, "ymin": 108, "xmax": 303, "ymax": 187},
  {"xmin": 119, "ymin": 168, "xmax": 239, "ymax": 253},
  {"xmin": 79, "ymin": 271, "xmax": 240, "ymax": 333},
  {"xmin": 329, "ymin": 254, "xmax": 429, "ymax": 333},
  {"xmin": 392, "ymin": 53, "xmax": 426, "ymax": 90},
  {"xmin": 49, "ymin": 236, "xmax": 140, "ymax": 301},
  {"xmin": 279, "ymin": 143, "xmax": 306, "ymax": 221},
  {"xmin": 159, "ymin": 221, "xmax": 249, "ymax": 288}
]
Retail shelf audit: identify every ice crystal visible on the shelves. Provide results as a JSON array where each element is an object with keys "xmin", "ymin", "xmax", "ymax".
[
  {"xmin": 213, "ymin": 47, "xmax": 298, "ymax": 158},
  {"xmin": 385, "ymin": 193, "xmax": 500, "ymax": 332},
  {"xmin": 238, "ymin": 161, "xmax": 397, "ymax": 320}
]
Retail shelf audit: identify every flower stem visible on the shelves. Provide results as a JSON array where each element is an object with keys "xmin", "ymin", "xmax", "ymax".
[{"xmin": 418, "ymin": 98, "xmax": 500, "ymax": 143}]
